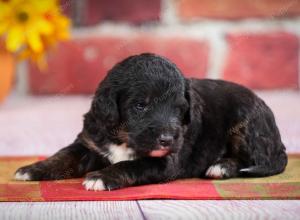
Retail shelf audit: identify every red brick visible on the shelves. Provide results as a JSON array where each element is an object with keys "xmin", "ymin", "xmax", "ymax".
[
  {"xmin": 223, "ymin": 32, "xmax": 299, "ymax": 89},
  {"xmin": 82, "ymin": 0, "xmax": 160, "ymax": 25},
  {"xmin": 29, "ymin": 36, "xmax": 209, "ymax": 94},
  {"xmin": 60, "ymin": 0, "xmax": 72, "ymax": 18},
  {"xmin": 179, "ymin": 0, "xmax": 300, "ymax": 20}
]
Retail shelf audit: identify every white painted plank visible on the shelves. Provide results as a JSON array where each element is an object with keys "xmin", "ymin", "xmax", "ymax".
[
  {"xmin": 138, "ymin": 200, "xmax": 300, "ymax": 220},
  {"xmin": 1, "ymin": 200, "xmax": 300, "ymax": 220},
  {"xmin": 0, "ymin": 201, "xmax": 144, "ymax": 220}
]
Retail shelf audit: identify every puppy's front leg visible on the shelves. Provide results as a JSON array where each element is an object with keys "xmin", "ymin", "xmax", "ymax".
[
  {"xmin": 14, "ymin": 140, "xmax": 106, "ymax": 181},
  {"xmin": 83, "ymin": 157, "xmax": 180, "ymax": 191}
]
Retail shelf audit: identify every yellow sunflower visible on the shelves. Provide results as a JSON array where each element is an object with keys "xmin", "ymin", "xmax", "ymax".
[{"xmin": 0, "ymin": 0, "xmax": 70, "ymax": 68}]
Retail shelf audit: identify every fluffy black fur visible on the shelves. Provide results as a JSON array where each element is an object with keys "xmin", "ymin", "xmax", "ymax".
[{"xmin": 15, "ymin": 53, "xmax": 287, "ymax": 190}]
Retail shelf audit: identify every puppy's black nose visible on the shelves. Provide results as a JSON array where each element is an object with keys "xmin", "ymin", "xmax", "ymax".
[{"xmin": 158, "ymin": 134, "xmax": 174, "ymax": 147}]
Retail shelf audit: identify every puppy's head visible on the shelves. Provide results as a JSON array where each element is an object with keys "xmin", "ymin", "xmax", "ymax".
[{"xmin": 88, "ymin": 53, "xmax": 190, "ymax": 157}]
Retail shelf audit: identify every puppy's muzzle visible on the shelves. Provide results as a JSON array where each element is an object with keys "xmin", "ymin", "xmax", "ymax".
[
  {"xmin": 148, "ymin": 133, "xmax": 175, "ymax": 157},
  {"xmin": 158, "ymin": 133, "xmax": 174, "ymax": 147}
]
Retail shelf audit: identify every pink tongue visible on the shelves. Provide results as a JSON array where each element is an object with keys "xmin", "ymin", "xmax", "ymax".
[{"xmin": 149, "ymin": 149, "xmax": 170, "ymax": 157}]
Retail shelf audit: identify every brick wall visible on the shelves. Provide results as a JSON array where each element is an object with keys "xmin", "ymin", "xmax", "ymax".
[{"xmin": 28, "ymin": 0, "xmax": 300, "ymax": 94}]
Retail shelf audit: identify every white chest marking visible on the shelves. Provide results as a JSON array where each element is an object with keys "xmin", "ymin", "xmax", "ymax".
[{"xmin": 107, "ymin": 143, "xmax": 135, "ymax": 164}]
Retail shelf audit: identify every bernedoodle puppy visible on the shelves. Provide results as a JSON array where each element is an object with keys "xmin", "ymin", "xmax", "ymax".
[{"xmin": 15, "ymin": 53, "xmax": 287, "ymax": 191}]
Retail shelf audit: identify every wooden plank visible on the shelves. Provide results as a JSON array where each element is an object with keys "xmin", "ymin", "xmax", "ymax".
[
  {"xmin": 138, "ymin": 200, "xmax": 300, "ymax": 220},
  {"xmin": 1, "ymin": 200, "xmax": 300, "ymax": 220},
  {"xmin": 0, "ymin": 201, "xmax": 144, "ymax": 220}
]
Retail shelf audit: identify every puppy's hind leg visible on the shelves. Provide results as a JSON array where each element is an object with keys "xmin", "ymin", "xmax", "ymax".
[{"xmin": 205, "ymin": 158, "xmax": 240, "ymax": 179}]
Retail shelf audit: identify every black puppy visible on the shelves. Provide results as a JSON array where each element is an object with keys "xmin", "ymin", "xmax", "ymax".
[{"xmin": 15, "ymin": 53, "xmax": 287, "ymax": 191}]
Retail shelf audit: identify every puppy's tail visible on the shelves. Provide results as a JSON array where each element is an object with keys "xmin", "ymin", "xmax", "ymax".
[{"xmin": 239, "ymin": 150, "xmax": 288, "ymax": 177}]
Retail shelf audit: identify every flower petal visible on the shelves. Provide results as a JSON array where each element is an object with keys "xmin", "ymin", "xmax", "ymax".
[
  {"xmin": 32, "ymin": 0, "xmax": 56, "ymax": 12},
  {"xmin": 6, "ymin": 26, "xmax": 25, "ymax": 51},
  {"xmin": 0, "ymin": 22, "xmax": 8, "ymax": 35},
  {"xmin": 36, "ymin": 19, "xmax": 54, "ymax": 35},
  {"xmin": 0, "ymin": 2, "xmax": 10, "ymax": 19},
  {"xmin": 27, "ymin": 29, "xmax": 43, "ymax": 52}
]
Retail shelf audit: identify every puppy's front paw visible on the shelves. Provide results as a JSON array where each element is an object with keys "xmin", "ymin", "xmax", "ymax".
[
  {"xmin": 83, "ymin": 178, "xmax": 106, "ymax": 191},
  {"xmin": 83, "ymin": 170, "xmax": 127, "ymax": 191},
  {"xmin": 14, "ymin": 169, "xmax": 32, "ymax": 181},
  {"xmin": 14, "ymin": 165, "xmax": 43, "ymax": 181},
  {"xmin": 205, "ymin": 164, "xmax": 228, "ymax": 179},
  {"xmin": 14, "ymin": 163, "xmax": 65, "ymax": 181}
]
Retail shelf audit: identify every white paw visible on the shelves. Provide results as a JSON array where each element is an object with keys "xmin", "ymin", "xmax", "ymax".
[
  {"xmin": 14, "ymin": 171, "xmax": 32, "ymax": 181},
  {"xmin": 83, "ymin": 178, "xmax": 106, "ymax": 191},
  {"xmin": 205, "ymin": 164, "xmax": 227, "ymax": 179}
]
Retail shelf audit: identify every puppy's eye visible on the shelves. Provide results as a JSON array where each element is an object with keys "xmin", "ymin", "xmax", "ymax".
[{"xmin": 135, "ymin": 103, "xmax": 147, "ymax": 111}]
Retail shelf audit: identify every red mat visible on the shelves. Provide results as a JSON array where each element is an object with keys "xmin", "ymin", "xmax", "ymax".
[{"xmin": 1, "ymin": 155, "xmax": 300, "ymax": 201}]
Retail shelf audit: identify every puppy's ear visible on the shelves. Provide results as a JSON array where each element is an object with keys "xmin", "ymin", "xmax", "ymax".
[
  {"xmin": 184, "ymin": 79, "xmax": 203, "ymax": 135},
  {"xmin": 183, "ymin": 87, "xmax": 191, "ymax": 125},
  {"xmin": 91, "ymin": 85, "xmax": 119, "ymax": 129}
]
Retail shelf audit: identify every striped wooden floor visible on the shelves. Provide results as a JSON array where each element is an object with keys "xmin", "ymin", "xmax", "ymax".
[{"xmin": 1, "ymin": 201, "xmax": 300, "ymax": 220}]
